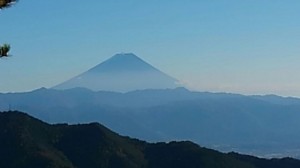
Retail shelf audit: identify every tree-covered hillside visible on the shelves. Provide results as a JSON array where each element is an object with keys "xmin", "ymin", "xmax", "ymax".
[{"xmin": 0, "ymin": 111, "xmax": 300, "ymax": 168}]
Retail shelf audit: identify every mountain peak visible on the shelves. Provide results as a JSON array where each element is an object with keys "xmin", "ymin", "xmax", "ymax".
[
  {"xmin": 109, "ymin": 53, "xmax": 142, "ymax": 63},
  {"xmin": 88, "ymin": 53, "xmax": 159, "ymax": 73},
  {"xmin": 112, "ymin": 52, "xmax": 139, "ymax": 59},
  {"xmin": 88, "ymin": 53, "xmax": 155, "ymax": 73},
  {"xmin": 53, "ymin": 53, "xmax": 180, "ymax": 92}
]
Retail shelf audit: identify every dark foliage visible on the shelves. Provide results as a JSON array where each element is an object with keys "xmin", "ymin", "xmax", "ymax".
[
  {"xmin": 0, "ymin": 0, "xmax": 17, "ymax": 9},
  {"xmin": 0, "ymin": 44, "xmax": 10, "ymax": 57},
  {"xmin": 1, "ymin": 0, "xmax": 17, "ymax": 57},
  {"xmin": 0, "ymin": 111, "xmax": 300, "ymax": 168}
]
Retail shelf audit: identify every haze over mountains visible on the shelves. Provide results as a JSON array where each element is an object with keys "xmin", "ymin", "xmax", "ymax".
[
  {"xmin": 2, "ymin": 87, "xmax": 300, "ymax": 158},
  {"xmin": 54, "ymin": 53, "xmax": 180, "ymax": 92},
  {"xmin": 2, "ymin": 53, "xmax": 300, "ymax": 159}
]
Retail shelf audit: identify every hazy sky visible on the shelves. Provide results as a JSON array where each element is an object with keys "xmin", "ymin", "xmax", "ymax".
[{"xmin": 1, "ymin": 1, "xmax": 300, "ymax": 96}]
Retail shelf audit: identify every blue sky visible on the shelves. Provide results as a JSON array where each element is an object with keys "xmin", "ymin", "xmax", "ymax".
[{"xmin": 1, "ymin": 0, "xmax": 300, "ymax": 96}]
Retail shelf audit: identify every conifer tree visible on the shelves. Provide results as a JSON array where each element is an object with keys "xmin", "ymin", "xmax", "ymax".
[
  {"xmin": 0, "ymin": 0, "xmax": 17, "ymax": 9},
  {"xmin": 0, "ymin": 0, "xmax": 17, "ymax": 57}
]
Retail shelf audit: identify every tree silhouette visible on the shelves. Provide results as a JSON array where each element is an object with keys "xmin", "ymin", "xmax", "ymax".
[
  {"xmin": 0, "ymin": 0, "xmax": 17, "ymax": 57},
  {"xmin": 0, "ymin": 44, "xmax": 10, "ymax": 57},
  {"xmin": 0, "ymin": 0, "xmax": 17, "ymax": 9}
]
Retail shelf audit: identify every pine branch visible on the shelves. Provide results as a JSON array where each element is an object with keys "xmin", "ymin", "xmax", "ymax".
[
  {"xmin": 0, "ymin": 44, "xmax": 11, "ymax": 57},
  {"xmin": 0, "ymin": 0, "xmax": 17, "ymax": 9}
]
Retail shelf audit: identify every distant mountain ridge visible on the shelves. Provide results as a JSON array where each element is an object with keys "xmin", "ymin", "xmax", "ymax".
[
  {"xmin": 2, "ymin": 88, "xmax": 300, "ymax": 158},
  {"xmin": 53, "ymin": 53, "xmax": 179, "ymax": 92},
  {"xmin": 1, "ymin": 111, "xmax": 300, "ymax": 168}
]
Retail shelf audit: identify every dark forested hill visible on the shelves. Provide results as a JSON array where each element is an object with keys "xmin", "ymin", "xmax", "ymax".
[{"xmin": 1, "ymin": 111, "xmax": 300, "ymax": 168}]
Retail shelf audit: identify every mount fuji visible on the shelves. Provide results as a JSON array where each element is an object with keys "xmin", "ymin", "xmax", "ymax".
[{"xmin": 53, "ymin": 53, "xmax": 180, "ymax": 92}]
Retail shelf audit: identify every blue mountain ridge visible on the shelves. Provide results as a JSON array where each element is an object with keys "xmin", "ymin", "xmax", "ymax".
[{"xmin": 2, "ymin": 87, "xmax": 300, "ymax": 158}]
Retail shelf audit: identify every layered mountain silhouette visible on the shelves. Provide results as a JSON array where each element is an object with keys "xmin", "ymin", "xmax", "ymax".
[
  {"xmin": 1, "ymin": 111, "xmax": 300, "ymax": 168},
  {"xmin": 53, "ymin": 53, "xmax": 179, "ymax": 92},
  {"xmin": 4, "ymin": 52, "xmax": 300, "ymax": 160},
  {"xmin": 2, "ymin": 88, "xmax": 300, "ymax": 158}
]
